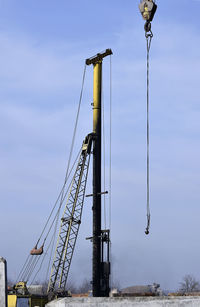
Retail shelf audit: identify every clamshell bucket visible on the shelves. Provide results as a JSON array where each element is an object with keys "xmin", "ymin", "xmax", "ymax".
[
  {"xmin": 30, "ymin": 245, "xmax": 44, "ymax": 255},
  {"xmin": 139, "ymin": 0, "xmax": 157, "ymax": 22}
]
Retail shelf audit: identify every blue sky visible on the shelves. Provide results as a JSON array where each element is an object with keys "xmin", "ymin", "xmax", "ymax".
[{"xmin": 1, "ymin": 0, "xmax": 200, "ymax": 291}]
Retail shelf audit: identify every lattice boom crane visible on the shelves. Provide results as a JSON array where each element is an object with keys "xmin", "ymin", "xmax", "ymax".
[{"xmin": 47, "ymin": 133, "xmax": 93, "ymax": 297}]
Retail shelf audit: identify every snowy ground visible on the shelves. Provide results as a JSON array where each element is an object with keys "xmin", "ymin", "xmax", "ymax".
[{"xmin": 46, "ymin": 296, "xmax": 200, "ymax": 307}]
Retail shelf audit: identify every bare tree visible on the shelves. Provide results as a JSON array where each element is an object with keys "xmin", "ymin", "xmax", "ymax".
[
  {"xmin": 7, "ymin": 278, "xmax": 14, "ymax": 288},
  {"xmin": 77, "ymin": 279, "xmax": 91, "ymax": 294},
  {"xmin": 41, "ymin": 280, "xmax": 48, "ymax": 294},
  {"xmin": 111, "ymin": 279, "xmax": 121, "ymax": 291},
  {"xmin": 179, "ymin": 274, "xmax": 200, "ymax": 293},
  {"xmin": 66, "ymin": 279, "xmax": 78, "ymax": 294}
]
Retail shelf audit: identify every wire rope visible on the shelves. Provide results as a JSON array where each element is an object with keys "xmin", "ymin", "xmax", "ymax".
[
  {"xmin": 102, "ymin": 69, "xmax": 107, "ymax": 230},
  {"xmin": 23, "ymin": 149, "xmax": 80, "ymax": 284},
  {"xmin": 42, "ymin": 149, "xmax": 81, "ymax": 241},
  {"xmin": 24, "ymin": 257, "xmax": 38, "ymax": 282},
  {"xmin": 145, "ymin": 27, "xmax": 153, "ymax": 235},
  {"xmin": 30, "ymin": 228, "xmax": 57, "ymax": 285},
  {"xmin": 45, "ymin": 210, "xmax": 60, "ymax": 284},
  {"xmin": 62, "ymin": 64, "xmax": 87, "ymax": 187},
  {"xmin": 16, "ymin": 255, "xmax": 30, "ymax": 282},
  {"xmin": 109, "ymin": 54, "xmax": 113, "ymax": 288},
  {"xmin": 17, "ymin": 148, "xmax": 81, "ymax": 283},
  {"xmin": 17, "ymin": 64, "xmax": 87, "ymax": 283},
  {"xmin": 20, "ymin": 257, "xmax": 33, "ymax": 281},
  {"xmin": 109, "ymin": 54, "xmax": 112, "ymax": 231},
  {"xmin": 35, "ymin": 65, "xmax": 87, "ymax": 247}
]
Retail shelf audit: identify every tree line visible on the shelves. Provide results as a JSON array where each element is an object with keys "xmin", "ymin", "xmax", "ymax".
[{"xmin": 179, "ymin": 274, "xmax": 200, "ymax": 294}]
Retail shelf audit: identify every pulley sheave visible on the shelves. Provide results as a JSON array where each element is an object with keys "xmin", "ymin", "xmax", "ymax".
[{"xmin": 139, "ymin": 0, "xmax": 157, "ymax": 23}]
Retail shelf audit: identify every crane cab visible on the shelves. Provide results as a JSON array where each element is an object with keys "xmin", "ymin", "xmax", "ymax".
[{"xmin": 8, "ymin": 282, "xmax": 48, "ymax": 307}]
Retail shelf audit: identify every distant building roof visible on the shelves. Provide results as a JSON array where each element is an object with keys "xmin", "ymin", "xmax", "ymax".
[
  {"xmin": 121, "ymin": 285, "xmax": 152, "ymax": 294},
  {"xmin": 71, "ymin": 293, "xmax": 89, "ymax": 297},
  {"xmin": 121, "ymin": 283, "xmax": 161, "ymax": 296}
]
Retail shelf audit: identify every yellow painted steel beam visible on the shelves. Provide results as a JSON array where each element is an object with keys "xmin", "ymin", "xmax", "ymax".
[
  {"xmin": 93, "ymin": 61, "xmax": 102, "ymax": 135},
  {"xmin": 8, "ymin": 295, "xmax": 17, "ymax": 307},
  {"xmin": 86, "ymin": 49, "xmax": 112, "ymax": 66}
]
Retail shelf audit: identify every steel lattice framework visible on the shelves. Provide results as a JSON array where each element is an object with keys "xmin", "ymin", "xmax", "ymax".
[{"xmin": 48, "ymin": 134, "xmax": 93, "ymax": 295}]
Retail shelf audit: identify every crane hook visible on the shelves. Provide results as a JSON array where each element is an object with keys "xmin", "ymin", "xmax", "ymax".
[
  {"xmin": 139, "ymin": 0, "xmax": 157, "ymax": 23},
  {"xmin": 139, "ymin": 0, "xmax": 157, "ymax": 236}
]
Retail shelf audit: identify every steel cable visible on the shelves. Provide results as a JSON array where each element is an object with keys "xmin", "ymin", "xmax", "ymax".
[
  {"xmin": 109, "ymin": 54, "xmax": 113, "ymax": 288},
  {"xmin": 45, "ymin": 210, "xmax": 60, "ymax": 284},
  {"xmin": 35, "ymin": 64, "xmax": 87, "ymax": 246},
  {"xmin": 24, "ymin": 257, "xmax": 38, "ymax": 282},
  {"xmin": 17, "ymin": 64, "xmax": 87, "ymax": 283},
  {"xmin": 102, "ymin": 70, "xmax": 107, "ymax": 230},
  {"xmin": 109, "ymin": 55, "xmax": 112, "ymax": 232},
  {"xmin": 20, "ymin": 257, "xmax": 33, "ymax": 281},
  {"xmin": 16, "ymin": 254, "xmax": 30, "ymax": 282},
  {"xmin": 145, "ymin": 29, "xmax": 153, "ymax": 235},
  {"xmin": 42, "ymin": 149, "xmax": 81, "ymax": 241},
  {"xmin": 30, "ymin": 229, "xmax": 58, "ymax": 285}
]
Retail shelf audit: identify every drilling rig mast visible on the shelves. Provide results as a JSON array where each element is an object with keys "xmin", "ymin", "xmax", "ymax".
[
  {"xmin": 47, "ymin": 49, "xmax": 113, "ymax": 298},
  {"xmin": 86, "ymin": 48, "xmax": 112, "ymax": 297}
]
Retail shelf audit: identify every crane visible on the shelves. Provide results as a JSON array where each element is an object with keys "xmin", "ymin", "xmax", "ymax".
[
  {"xmin": 47, "ymin": 49, "xmax": 112, "ymax": 298},
  {"xmin": 47, "ymin": 133, "xmax": 93, "ymax": 298},
  {"xmin": 15, "ymin": 49, "xmax": 112, "ymax": 301}
]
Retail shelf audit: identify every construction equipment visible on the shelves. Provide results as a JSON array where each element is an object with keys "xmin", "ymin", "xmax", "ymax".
[
  {"xmin": 86, "ymin": 49, "xmax": 112, "ymax": 297},
  {"xmin": 45, "ymin": 49, "xmax": 112, "ymax": 298},
  {"xmin": 7, "ymin": 0, "xmax": 159, "ymax": 302},
  {"xmin": 8, "ymin": 282, "xmax": 48, "ymax": 307},
  {"xmin": 47, "ymin": 133, "xmax": 93, "ymax": 298},
  {"xmin": 14, "ymin": 49, "xmax": 112, "ymax": 302},
  {"xmin": 47, "ymin": 49, "xmax": 112, "ymax": 298}
]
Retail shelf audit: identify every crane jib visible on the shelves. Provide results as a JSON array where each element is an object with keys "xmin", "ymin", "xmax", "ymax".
[{"xmin": 47, "ymin": 133, "xmax": 93, "ymax": 297}]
